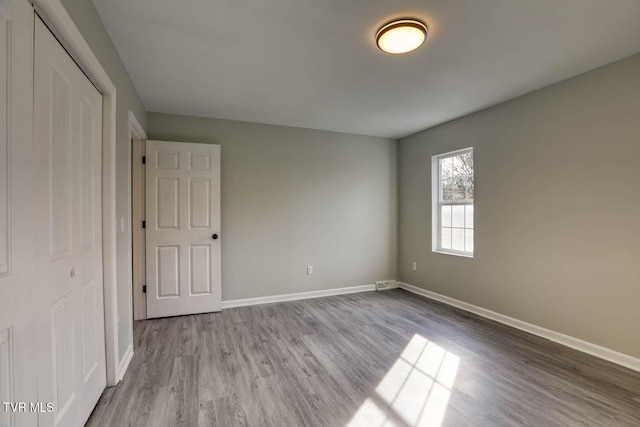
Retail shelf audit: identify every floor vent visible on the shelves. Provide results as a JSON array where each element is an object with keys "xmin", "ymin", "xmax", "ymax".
[{"xmin": 375, "ymin": 280, "xmax": 397, "ymax": 291}]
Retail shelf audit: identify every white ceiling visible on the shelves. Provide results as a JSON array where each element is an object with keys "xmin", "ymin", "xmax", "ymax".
[{"xmin": 92, "ymin": 0, "xmax": 640, "ymax": 139}]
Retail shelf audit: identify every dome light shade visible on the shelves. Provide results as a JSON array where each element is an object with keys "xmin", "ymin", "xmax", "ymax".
[{"xmin": 376, "ymin": 19, "xmax": 428, "ymax": 54}]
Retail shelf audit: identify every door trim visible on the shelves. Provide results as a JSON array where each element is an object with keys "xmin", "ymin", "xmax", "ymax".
[
  {"xmin": 34, "ymin": 0, "xmax": 121, "ymax": 386},
  {"xmin": 130, "ymin": 111, "xmax": 147, "ymax": 321}
]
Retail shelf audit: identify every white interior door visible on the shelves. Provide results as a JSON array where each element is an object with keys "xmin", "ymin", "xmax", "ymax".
[
  {"xmin": 146, "ymin": 140, "xmax": 221, "ymax": 318},
  {"xmin": 0, "ymin": 1, "xmax": 37, "ymax": 426},
  {"xmin": 33, "ymin": 16, "xmax": 105, "ymax": 427}
]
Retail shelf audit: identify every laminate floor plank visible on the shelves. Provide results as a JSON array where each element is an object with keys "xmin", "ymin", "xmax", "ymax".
[{"xmin": 86, "ymin": 289, "xmax": 640, "ymax": 426}]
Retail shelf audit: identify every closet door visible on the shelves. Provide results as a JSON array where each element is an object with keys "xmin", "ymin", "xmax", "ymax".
[
  {"xmin": 33, "ymin": 16, "xmax": 105, "ymax": 427},
  {"xmin": 0, "ymin": 0, "xmax": 36, "ymax": 426}
]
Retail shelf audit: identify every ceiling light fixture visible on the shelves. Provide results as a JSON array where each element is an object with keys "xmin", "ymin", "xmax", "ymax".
[{"xmin": 376, "ymin": 19, "xmax": 428, "ymax": 54}]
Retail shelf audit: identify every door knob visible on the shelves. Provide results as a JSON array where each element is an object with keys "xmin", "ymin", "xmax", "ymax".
[
  {"xmin": 212, "ymin": 234, "xmax": 219, "ymax": 240},
  {"xmin": 70, "ymin": 268, "xmax": 78, "ymax": 278}
]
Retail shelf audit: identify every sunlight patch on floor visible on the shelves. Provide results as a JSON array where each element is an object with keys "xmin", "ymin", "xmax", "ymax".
[{"xmin": 347, "ymin": 334, "xmax": 460, "ymax": 427}]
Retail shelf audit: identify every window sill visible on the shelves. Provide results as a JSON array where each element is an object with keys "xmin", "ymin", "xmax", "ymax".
[{"xmin": 433, "ymin": 250, "xmax": 473, "ymax": 259}]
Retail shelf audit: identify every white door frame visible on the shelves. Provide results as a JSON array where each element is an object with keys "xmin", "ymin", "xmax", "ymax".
[
  {"xmin": 129, "ymin": 112, "xmax": 147, "ymax": 321},
  {"xmin": 34, "ymin": 0, "xmax": 121, "ymax": 387}
]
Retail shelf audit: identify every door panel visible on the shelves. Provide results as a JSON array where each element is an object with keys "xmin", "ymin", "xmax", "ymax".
[
  {"xmin": 80, "ymin": 281, "xmax": 99, "ymax": 380},
  {"xmin": 189, "ymin": 245, "xmax": 211, "ymax": 295},
  {"xmin": 157, "ymin": 246, "xmax": 180, "ymax": 297},
  {"xmin": 156, "ymin": 178, "xmax": 179, "ymax": 229},
  {"xmin": 79, "ymin": 97, "xmax": 96, "ymax": 251},
  {"xmin": 34, "ymin": 16, "xmax": 105, "ymax": 427},
  {"xmin": 189, "ymin": 179, "xmax": 210, "ymax": 229},
  {"xmin": 51, "ymin": 295, "xmax": 76, "ymax": 418},
  {"xmin": 146, "ymin": 140, "xmax": 221, "ymax": 318},
  {"xmin": 0, "ymin": 327, "xmax": 14, "ymax": 427},
  {"xmin": 0, "ymin": 16, "xmax": 8, "ymax": 277},
  {"xmin": 49, "ymin": 69, "xmax": 73, "ymax": 260}
]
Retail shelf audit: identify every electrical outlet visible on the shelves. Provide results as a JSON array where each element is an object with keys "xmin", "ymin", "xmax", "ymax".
[
  {"xmin": 307, "ymin": 266, "xmax": 313, "ymax": 275},
  {"xmin": 412, "ymin": 262, "xmax": 417, "ymax": 271}
]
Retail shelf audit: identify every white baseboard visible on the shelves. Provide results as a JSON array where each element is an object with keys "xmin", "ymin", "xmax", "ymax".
[
  {"xmin": 398, "ymin": 282, "xmax": 640, "ymax": 373},
  {"xmin": 221, "ymin": 284, "xmax": 378, "ymax": 309},
  {"xmin": 117, "ymin": 344, "xmax": 134, "ymax": 382}
]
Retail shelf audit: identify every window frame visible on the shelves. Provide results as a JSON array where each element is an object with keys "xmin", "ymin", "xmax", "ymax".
[{"xmin": 431, "ymin": 147, "xmax": 474, "ymax": 258}]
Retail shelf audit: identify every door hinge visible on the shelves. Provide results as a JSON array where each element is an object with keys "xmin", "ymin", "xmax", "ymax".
[
  {"xmin": 142, "ymin": 220, "xmax": 146, "ymax": 229},
  {"xmin": 142, "ymin": 156, "xmax": 146, "ymax": 164},
  {"xmin": 142, "ymin": 285, "xmax": 147, "ymax": 294}
]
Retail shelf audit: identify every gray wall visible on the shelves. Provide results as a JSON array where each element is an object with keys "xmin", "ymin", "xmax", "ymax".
[
  {"xmin": 399, "ymin": 53, "xmax": 640, "ymax": 358},
  {"xmin": 61, "ymin": 0, "xmax": 147, "ymax": 360},
  {"xmin": 148, "ymin": 113, "xmax": 397, "ymax": 301}
]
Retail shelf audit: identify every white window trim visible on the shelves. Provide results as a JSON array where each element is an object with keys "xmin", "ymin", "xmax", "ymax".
[{"xmin": 432, "ymin": 147, "xmax": 474, "ymax": 258}]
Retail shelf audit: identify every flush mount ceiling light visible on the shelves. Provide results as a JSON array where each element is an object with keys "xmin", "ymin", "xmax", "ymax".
[{"xmin": 376, "ymin": 19, "xmax": 428, "ymax": 54}]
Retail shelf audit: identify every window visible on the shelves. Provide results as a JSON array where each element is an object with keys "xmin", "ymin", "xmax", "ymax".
[{"xmin": 432, "ymin": 148, "xmax": 474, "ymax": 256}]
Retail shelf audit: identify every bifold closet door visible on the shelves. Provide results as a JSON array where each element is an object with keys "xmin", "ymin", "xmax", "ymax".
[
  {"xmin": 33, "ymin": 16, "xmax": 105, "ymax": 427},
  {"xmin": 0, "ymin": 0, "xmax": 37, "ymax": 426}
]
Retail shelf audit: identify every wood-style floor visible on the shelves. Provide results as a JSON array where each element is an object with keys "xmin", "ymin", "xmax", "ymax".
[{"xmin": 87, "ymin": 289, "xmax": 640, "ymax": 426}]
